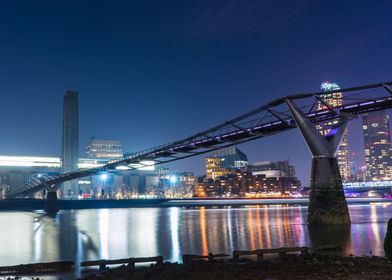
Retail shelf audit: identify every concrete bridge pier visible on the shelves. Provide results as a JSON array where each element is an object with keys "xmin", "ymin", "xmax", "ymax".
[
  {"xmin": 44, "ymin": 190, "xmax": 59, "ymax": 214},
  {"xmin": 38, "ymin": 178, "xmax": 60, "ymax": 214},
  {"xmin": 285, "ymin": 99, "xmax": 350, "ymax": 225}
]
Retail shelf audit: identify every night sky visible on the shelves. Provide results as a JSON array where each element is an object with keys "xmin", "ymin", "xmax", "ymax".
[{"xmin": 0, "ymin": 0, "xmax": 391, "ymax": 185}]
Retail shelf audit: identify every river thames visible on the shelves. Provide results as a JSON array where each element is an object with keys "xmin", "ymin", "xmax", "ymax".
[{"xmin": 0, "ymin": 203, "xmax": 391, "ymax": 276}]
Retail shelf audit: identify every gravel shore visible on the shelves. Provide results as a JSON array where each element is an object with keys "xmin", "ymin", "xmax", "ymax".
[{"xmin": 81, "ymin": 254, "xmax": 392, "ymax": 280}]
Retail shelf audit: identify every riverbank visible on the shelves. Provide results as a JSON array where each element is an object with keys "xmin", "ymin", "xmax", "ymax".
[
  {"xmin": 0, "ymin": 198, "xmax": 168, "ymax": 211},
  {"xmin": 82, "ymin": 254, "xmax": 392, "ymax": 280},
  {"xmin": 0, "ymin": 197, "xmax": 389, "ymax": 211}
]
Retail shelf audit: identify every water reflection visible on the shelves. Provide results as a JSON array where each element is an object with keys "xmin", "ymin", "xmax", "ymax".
[
  {"xmin": 0, "ymin": 203, "xmax": 391, "ymax": 274},
  {"xmin": 349, "ymin": 203, "xmax": 390, "ymax": 256},
  {"xmin": 34, "ymin": 214, "xmax": 61, "ymax": 262},
  {"xmin": 199, "ymin": 207, "xmax": 208, "ymax": 255},
  {"xmin": 308, "ymin": 224, "xmax": 351, "ymax": 252},
  {"xmin": 170, "ymin": 207, "xmax": 180, "ymax": 262}
]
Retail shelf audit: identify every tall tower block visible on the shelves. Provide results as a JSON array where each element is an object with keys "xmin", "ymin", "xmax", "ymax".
[
  {"xmin": 316, "ymin": 82, "xmax": 350, "ymax": 181},
  {"xmin": 62, "ymin": 90, "xmax": 79, "ymax": 197},
  {"xmin": 362, "ymin": 110, "xmax": 392, "ymax": 181}
]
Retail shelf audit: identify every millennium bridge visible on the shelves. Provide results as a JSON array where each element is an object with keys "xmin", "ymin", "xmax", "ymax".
[{"xmin": 6, "ymin": 81, "xmax": 392, "ymax": 224}]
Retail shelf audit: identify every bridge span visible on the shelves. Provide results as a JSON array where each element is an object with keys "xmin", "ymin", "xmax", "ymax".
[{"xmin": 6, "ymin": 81, "xmax": 392, "ymax": 224}]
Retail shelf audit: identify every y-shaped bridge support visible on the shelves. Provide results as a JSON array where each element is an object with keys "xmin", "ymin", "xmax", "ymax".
[
  {"xmin": 285, "ymin": 99, "xmax": 350, "ymax": 225},
  {"xmin": 37, "ymin": 177, "xmax": 61, "ymax": 214}
]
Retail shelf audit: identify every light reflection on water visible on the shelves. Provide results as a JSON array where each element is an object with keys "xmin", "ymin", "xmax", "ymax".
[{"xmin": 0, "ymin": 203, "xmax": 391, "ymax": 271}]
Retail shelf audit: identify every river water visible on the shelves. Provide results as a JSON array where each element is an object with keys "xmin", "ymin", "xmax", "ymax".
[{"xmin": 0, "ymin": 203, "xmax": 391, "ymax": 277}]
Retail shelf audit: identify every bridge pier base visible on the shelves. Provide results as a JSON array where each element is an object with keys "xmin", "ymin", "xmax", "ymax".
[
  {"xmin": 285, "ymin": 99, "xmax": 350, "ymax": 225},
  {"xmin": 44, "ymin": 191, "xmax": 59, "ymax": 214},
  {"xmin": 308, "ymin": 157, "xmax": 350, "ymax": 224}
]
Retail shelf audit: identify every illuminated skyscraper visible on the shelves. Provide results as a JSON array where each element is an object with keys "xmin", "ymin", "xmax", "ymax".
[
  {"xmin": 362, "ymin": 110, "xmax": 392, "ymax": 181},
  {"xmin": 316, "ymin": 82, "xmax": 350, "ymax": 181},
  {"xmin": 62, "ymin": 90, "xmax": 79, "ymax": 197}
]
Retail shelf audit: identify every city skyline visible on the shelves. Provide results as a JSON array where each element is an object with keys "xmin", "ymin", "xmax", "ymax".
[
  {"xmin": 0, "ymin": 85, "xmax": 389, "ymax": 185},
  {"xmin": 0, "ymin": 1, "xmax": 391, "ymax": 185},
  {"xmin": 1, "ymin": 2, "xmax": 392, "ymax": 278}
]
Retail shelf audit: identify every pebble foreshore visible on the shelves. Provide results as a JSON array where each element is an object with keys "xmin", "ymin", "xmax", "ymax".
[{"xmin": 81, "ymin": 254, "xmax": 392, "ymax": 280}]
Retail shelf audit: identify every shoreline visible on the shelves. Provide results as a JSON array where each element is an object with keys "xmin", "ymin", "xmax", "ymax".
[
  {"xmin": 81, "ymin": 254, "xmax": 392, "ymax": 280},
  {"xmin": 2, "ymin": 253, "xmax": 392, "ymax": 280},
  {"xmin": 0, "ymin": 197, "xmax": 389, "ymax": 211}
]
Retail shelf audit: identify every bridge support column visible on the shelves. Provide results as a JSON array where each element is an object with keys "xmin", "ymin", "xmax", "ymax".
[
  {"xmin": 41, "ymin": 181, "xmax": 61, "ymax": 214},
  {"xmin": 307, "ymin": 156, "xmax": 350, "ymax": 224},
  {"xmin": 44, "ymin": 191, "xmax": 59, "ymax": 214},
  {"xmin": 285, "ymin": 99, "xmax": 350, "ymax": 225}
]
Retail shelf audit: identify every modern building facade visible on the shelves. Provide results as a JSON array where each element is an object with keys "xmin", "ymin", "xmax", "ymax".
[
  {"xmin": 86, "ymin": 137, "xmax": 123, "ymax": 159},
  {"xmin": 247, "ymin": 160, "xmax": 295, "ymax": 178},
  {"xmin": 197, "ymin": 159, "xmax": 301, "ymax": 198},
  {"xmin": 205, "ymin": 157, "xmax": 230, "ymax": 179},
  {"xmin": 316, "ymin": 82, "xmax": 350, "ymax": 181},
  {"xmin": 209, "ymin": 147, "xmax": 248, "ymax": 169},
  {"xmin": 362, "ymin": 110, "xmax": 392, "ymax": 181},
  {"xmin": 62, "ymin": 90, "xmax": 79, "ymax": 196},
  {"xmin": 0, "ymin": 155, "xmax": 106, "ymax": 198},
  {"xmin": 196, "ymin": 170, "xmax": 301, "ymax": 198}
]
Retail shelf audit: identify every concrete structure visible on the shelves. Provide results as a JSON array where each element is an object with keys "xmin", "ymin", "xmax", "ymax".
[
  {"xmin": 62, "ymin": 90, "xmax": 79, "ymax": 197},
  {"xmin": 210, "ymin": 147, "xmax": 248, "ymax": 169},
  {"xmin": 286, "ymin": 98, "xmax": 350, "ymax": 225},
  {"xmin": 362, "ymin": 110, "xmax": 392, "ymax": 181},
  {"xmin": 86, "ymin": 137, "xmax": 123, "ymax": 159},
  {"xmin": 316, "ymin": 82, "xmax": 350, "ymax": 181}
]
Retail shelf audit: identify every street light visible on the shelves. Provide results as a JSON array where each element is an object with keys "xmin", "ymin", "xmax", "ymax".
[
  {"xmin": 170, "ymin": 175, "xmax": 177, "ymax": 184},
  {"xmin": 100, "ymin": 173, "xmax": 108, "ymax": 181}
]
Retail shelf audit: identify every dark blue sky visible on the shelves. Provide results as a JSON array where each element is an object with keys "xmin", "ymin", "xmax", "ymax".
[{"xmin": 0, "ymin": 0, "xmax": 391, "ymax": 184}]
